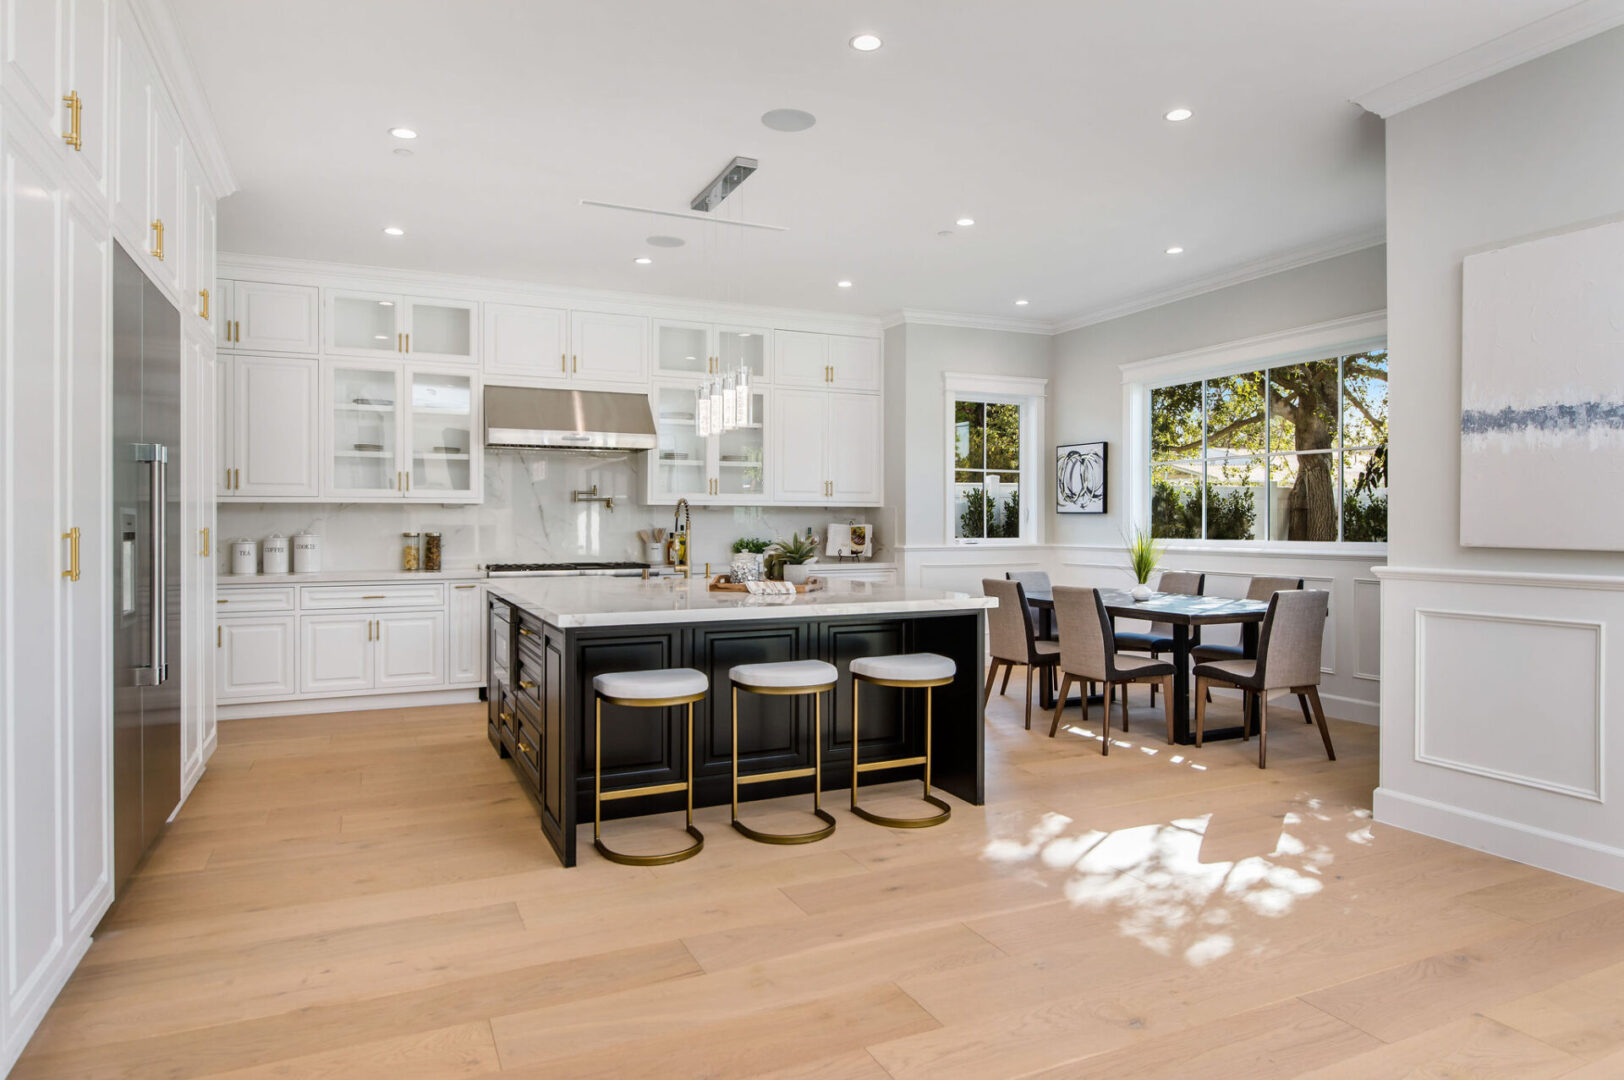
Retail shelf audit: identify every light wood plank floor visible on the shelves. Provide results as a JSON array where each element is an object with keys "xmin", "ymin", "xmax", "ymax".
[{"xmin": 14, "ymin": 682, "xmax": 1624, "ymax": 1078}]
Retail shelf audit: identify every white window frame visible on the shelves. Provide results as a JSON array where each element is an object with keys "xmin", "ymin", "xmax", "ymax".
[
  {"xmin": 1120, "ymin": 312, "xmax": 1388, "ymax": 556},
  {"xmin": 944, "ymin": 372, "xmax": 1047, "ymax": 546}
]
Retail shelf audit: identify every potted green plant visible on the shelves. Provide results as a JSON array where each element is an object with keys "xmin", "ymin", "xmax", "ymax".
[
  {"xmin": 1126, "ymin": 526, "xmax": 1163, "ymax": 601},
  {"xmin": 730, "ymin": 537, "xmax": 770, "ymax": 583},
  {"xmin": 765, "ymin": 532, "xmax": 820, "ymax": 583}
]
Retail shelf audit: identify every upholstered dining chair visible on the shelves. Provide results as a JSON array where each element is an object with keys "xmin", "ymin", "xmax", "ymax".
[
  {"xmin": 1193, "ymin": 589, "xmax": 1334, "ymax": 768},
  {"xmin": 1047, "ymin": 586, "xmax": 1175, "ymax": 754},
  {"xmin": 1190, "ymin": 575, "xmax": 1305, "ymax": 716},
  {"xmin": 1114, "ymin": 569, "xmax": 1204, "ymax": 704},
  {"xmin": 982, "ymin": 578, "xmax": 1060, "ymax": 730},
  {"xmin": 1005, "ymin": 570, "xmax": 1055, "ymax": 642}
]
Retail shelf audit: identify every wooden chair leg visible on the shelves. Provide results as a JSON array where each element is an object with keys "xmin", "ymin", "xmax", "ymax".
[
  {"xmin": 1160, "ymin": 674, "xmax": 1175, "ymax": 744},
  {"xmin": 1242, "ymin": 691, "xmax": 1252, "ymax": 741},
  {"xmin": 984, "ymin": 660, "xmax": 1000, "ymax": 707},
  {"xmin": 1193, "ymin": 676, "xmax": 1208, "ymax": 747},
  {"xmin": 1258, "ymin": 693, "xmax": 1269, "ymax": 769},
  {"xmin": 1298, "ymin": 691, "xmax": 1313, "ymax": 724},
  {"xmin": 1000, "ymin": 663, "xmax": 1014, "ymax": 695},
  {"xmin": 1023, "ymin": 666, "xmax": 1034, "ymax": 730},
  {"xmin": 1307, "ymin": 686, "xmax": 1336, "ymax": 761},
  {"xmin": 1048, "ymin": 673, "xmax": 1073, "ymax": 737},
  {"xmin": 1120, "ymin": 680, "xmax": 1131, "ymax": 732},
  {"xmin": 1101, "ymin": 683, "xmax": 1113, "ymax": 755}
]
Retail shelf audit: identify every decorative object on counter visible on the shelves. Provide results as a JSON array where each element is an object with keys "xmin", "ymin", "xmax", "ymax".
[
  {"xmin": 1056, "ymin": 441, "xmax": 1108, "ymax": 514},
  {"xmin": 708, "ymin": 574, "xmax": 822, "ymax": 594},
  {"xmin": 423, "ymin": 531, "xmax": 442, "ymax": 572},
  {"xmin": 401, "ymin": 531, "xmax": 420, "ymax": 572},
  {"xmin": 292, "ymin": 532, "xmax": 321, "ymax": 573},
  {"xmin": 638, "ymin": 527, "xmax": 665, "ymax": 565},
  {"xmin": 1126, "ymin": 525, "xmax": 1162, "ymax": 601},
  {"xmin": 766, "ymin": 532, "xmax": 819, "ymax": 583},
  {"xmin": 230, "ymin": 538, "xmax": 260, "ymax": 575},
  {"xmin": 825, "ymin": 521, "xmax": 872, "ymax": 560},
  {"xmin": 261, "ymin": 533, "xmax": 290, "ymax": 574},
  {"xmin": 729, "ymin": 537, "xmax": 770, "ymax": 583}
]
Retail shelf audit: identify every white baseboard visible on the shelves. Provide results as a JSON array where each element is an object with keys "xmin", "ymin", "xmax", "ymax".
[
  {"xmin": 1, "ymin": 929, "xmax": 95, "ymax": 1077},
  {"xmin": 219, "ymin": 687, "xmax": 482, "ymax": 720},
  {"xmin": 1316, "ymin": 691, "xmax": 1379, "ymax": 726},
  {"xmin": 1374, "ymin": 786, "xmax": 1624, "ymax": 891}
]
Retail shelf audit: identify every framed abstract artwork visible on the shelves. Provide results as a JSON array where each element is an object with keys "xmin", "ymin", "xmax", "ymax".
[{"xmin": 1056, "ymin": 441, "xmax": 1107, "ymax": 514}]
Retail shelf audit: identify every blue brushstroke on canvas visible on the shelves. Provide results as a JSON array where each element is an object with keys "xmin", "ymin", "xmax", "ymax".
[{"xmin": 1461, "ymin": 401, "xmax": 1624, "ymax": 436}]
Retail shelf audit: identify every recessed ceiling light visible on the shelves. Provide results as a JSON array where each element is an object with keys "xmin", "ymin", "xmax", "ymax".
[
  {"xmin": 761, "ymin": 108, "xmax": 817, "ymax": 132},
  {"xmin": 850, "ymin": 33, "xmax": 882, "ymax": 52},
  {"xmin": 837, "ymin": 280, "xmax": 853, "ymax": 288},
  {"xmin": 392, "ymin": 147, "xmax": 413, "ymax": 157},
  {"xmin": 1164, "ymin": 108, "xmax": 1193, "ymax": 123},
  {"xmin": 956, "ymin": 217, "xmax": 975, "ymax": 227},
  {"xmin": 389, "ymin": 127, "xmax": 417, "ymax": 139},
  {"xmin": 1165, "ymin": 246, "xmax": 1184, "ymax": 255},
  {"xmin": 382, "ymin": 226, "xmax": 404, "ymax": 236},
  {"xmin": 634, "ymin": 256, "xmax": 652, "ymax": 265},
  {"xmin": 1015, "ymin": 299, "xmax": 1030, "ymax": 306},
  {"xmin": 646, "ymin": 234, "xmax": 686, "ymax": 248}
]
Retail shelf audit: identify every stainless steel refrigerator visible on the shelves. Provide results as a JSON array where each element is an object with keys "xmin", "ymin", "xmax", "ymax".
[{"xmin": 111, "ymin": 244, "xmax": 181, "ymax": 891}]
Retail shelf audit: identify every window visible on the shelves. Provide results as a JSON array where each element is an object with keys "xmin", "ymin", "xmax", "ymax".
[
  {"xmin": 1149, "ymin": 349, "xmax": 1387, "ymax": 543},
  {"xmin": 954, "ymin": 398, "xmax": 1024, "ymax": 541}
]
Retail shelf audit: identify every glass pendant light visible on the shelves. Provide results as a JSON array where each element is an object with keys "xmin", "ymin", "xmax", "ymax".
[
  {"xmin": 710, "ymin": 376, "xmax": 726, "ymax": 434},
  {"xmin": 695, "ymin": 378, "xmax": 711, "ymax": 438},
  {"xmin": 735, "ymin": 364, "xmax": 750, "ymax": 426},
  {"xmin": 721, "ymin": 371, "xmax": 737, "ymax": 430}
]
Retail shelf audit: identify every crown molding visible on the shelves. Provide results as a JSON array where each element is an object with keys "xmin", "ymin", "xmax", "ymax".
[
  {"xmin": 883, "ymin": 308, "xmax": 1055, "ymax": 335},
  {"xmin": 126, "ymin": 0, "xmax": 237, "ymax": 197},
  {"xmin": 217, "ymin": 251, "xmax": 888, "ymax": 335},
  {"xmin": 1353, "ymin": 0, "xmax": 1624, "ymax": 118},
  {"xmin": 1116, "ymin": 310, "xmax": 1387, "ymax": 386},
  {"xmin": 1049, "ymin": 227, "xmax": 1387, "ymax": 336}
]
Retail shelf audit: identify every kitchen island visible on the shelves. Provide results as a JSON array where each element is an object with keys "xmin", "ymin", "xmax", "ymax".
[{"xmin": 485, "ymin": 576, "xmax": 994, "ymax": 866}]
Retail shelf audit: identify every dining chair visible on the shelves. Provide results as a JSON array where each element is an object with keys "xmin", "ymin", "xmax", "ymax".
[
  {"xmin": 1005, "ymin": 570, "xmax": 1056, "ymax": 642},
  {"xmin": 1193, "ymin": 589, "xmax": 1334, "ymax": 768},
  {"xmin": 1114, "ymin": 569, "xmax": 1204, "ymax": 704},
  {"xmin": 982, "ymin": 578, "xmax": 1060, "ymax": 730},
  {"xmin": 1190, "ymin": 575, "xmax": 1305, "ymax": 716},
  {"xmin": 1047, "ymin": 586, "xmax": 1175, "ymax": 754}
]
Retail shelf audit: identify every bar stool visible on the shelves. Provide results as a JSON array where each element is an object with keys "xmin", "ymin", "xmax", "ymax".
[
  {"xmin": 728, "ymin": 659, "xmax": 839, "ymax": 844},
  {"xmin": 591, "ymin": 667, "xmax": 708, "ymax": 866},
  {"xmin": 849, "ymin": 652, "xmax": 956, "ymax": 828}
]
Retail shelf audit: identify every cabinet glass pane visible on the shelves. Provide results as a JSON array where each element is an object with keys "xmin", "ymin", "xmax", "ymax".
[
  {"xmin": 332, "ymin": 296, "xmax": 399, "ymax": 352},
  {"xmin": 717, "ymin": 329, "xmax": 767, "ymax": 378},
  {"xmin": 409, "ymin": 371, "xmax": 474, "ymax": 494},
  {"xmin": 657, "ymin": 324, "xmax": 709, "ymax": 375},
  {"xmin": 410, "ymin": 301, "xmax": 472, "ymax": 358},
  {"xmin": 716, "ymin": 389, "xmax": 767, "ymax": 498},
  {"xmin": 653, "ymin": 385, "xmax": 706, "ymax": 498},
  {"xmin": 331, "ymin": 367, "xmax": 399, "ymax": 493}
]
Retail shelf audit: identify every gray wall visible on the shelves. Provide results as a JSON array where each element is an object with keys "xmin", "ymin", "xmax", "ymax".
[
  {"xmin": 1386, "ymin": 26, "xmax": 1624, "ymax": 574},
  {"xmin": 1049, "ymin": 245, "xmax": 1388, "ymax": 546}
]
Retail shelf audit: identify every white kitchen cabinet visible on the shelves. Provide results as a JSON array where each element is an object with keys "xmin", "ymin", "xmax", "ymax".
[
  {"xmin": 771, "ymin": 388, "xmax": 882, "ymax": 505},
  {"xmin": 218, "ymin": 616, "xmax": 298, "ymax": 699},
  {"xmin": 180, "ymin": 325, "xmax": 217, "ymax": 793},
  {"xmin": 325, "ymin": 362, "xmax": 401, "ymax": 499},
  {"xmin": 110, "ymin": 15, "xmax": 149, "ymax": 243},
  {"xmin": 230, "ymin": 353, "xmax": 319, "ymax": 498},
  {"xmin": 654, "ymin": 320, "xmax": 769, "ymax": 380},
  {"xmin": 219, "ymin": 279, "xmax": 318, "ymax": 354},
  {"xmin": 1, "ymin": 0, "xmax": 63, "ymax": 137},
  {"xmin": 483, "ymin": 301, "xmax": 568, "ymax": 383},
  {"xmin": 215, "ymin": 348, "xmax": 233, "ymax": 496},
  {"xmin": 61, "ymin": 0, "xmax": 110, "ymax": 198},
  {"xmin": 648, "ymin": 382, "xmax": 769, "ymax": 505},
  {"xmin": 828, "ymin": 390, "xmax": 883, "ymax": 503},
  {"xmin": 828, "ymin": 335, "xmax": 881, "ymax": 392},
  {"xmin": 145, "ymin": 94, "xmax": 181, "ymax": 291},
  {"xmin": 185, "ymin": 151, "xmax": 215, "ymax": 327},
  {"xmin": 447, "ymin": 583, "xmax": 485, "ymax": 685},
  {"xmin": 299, "ymin": 615, "xmax": 376, "ymax": 694},
  {"xmin": 323, "ymin": 362, "xmax": 479, "ymax": 502},
  {"xmin": 773, "ymin": 330, "xmax": 828, "ymax": 387},
  {"xmin": 376, "ymin": 610, "xmax": 445, "ymax": 689},
  {"xmin": 327, "ymin": 289, "xmax": 476, "ymax": 363},
  {"xmin": 569, "ymin": 309, "xmax": 646, "ymax": 385}
]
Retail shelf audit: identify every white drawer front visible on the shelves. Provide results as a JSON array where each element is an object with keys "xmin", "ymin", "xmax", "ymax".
[
  {"xmin": 215, "ymin": 586, "xmax": 297, "ymax": 612},
  {"xmin": 301, "ymin": 583, "xmax": 446, "ymax": 610}
]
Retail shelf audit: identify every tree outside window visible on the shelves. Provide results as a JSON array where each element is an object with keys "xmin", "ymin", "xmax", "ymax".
[
  {"xmin": 954, "ymin": 399, "xmax": 1023, "ymax": 540},
  {"xmin": 1149, "ymin": 350, "xmax": 1386, "ymax": 543}
]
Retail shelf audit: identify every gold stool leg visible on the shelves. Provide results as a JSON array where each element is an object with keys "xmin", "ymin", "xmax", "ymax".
[
  {"xmin": 593, "ymin": 693, "xmax": 705, "ymax": 866},
  {"xmin": 850, "ymin": 677, "xmax": 952, "ymax": 829},
  {"xmin": 731, "ymin": 682, "xmax": 836, "ymax": 845}
]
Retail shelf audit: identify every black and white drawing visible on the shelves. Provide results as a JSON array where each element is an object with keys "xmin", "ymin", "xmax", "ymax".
[{"xmin": 1056, "ymin": 441, "xmax": 1107, "ymax": 514}]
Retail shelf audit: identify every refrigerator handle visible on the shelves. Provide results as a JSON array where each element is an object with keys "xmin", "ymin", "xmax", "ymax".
[{"xmin": 134, "ymin": 443, "xmax": 169, "ymax": 686}]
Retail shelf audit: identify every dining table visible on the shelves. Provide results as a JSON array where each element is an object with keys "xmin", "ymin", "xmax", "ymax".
[{"xmin": 1021, "ymin": 586, "xmax": 1269, "ymax": 745}]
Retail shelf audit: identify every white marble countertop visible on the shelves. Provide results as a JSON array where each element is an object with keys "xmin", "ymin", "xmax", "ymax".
[
  {"xmin": 218, "ymin": 569, "xmax": 486, "ymax": 585},
  {"xmin": 488, "ymin": 576, "xmax": 994, "ymax": 628}
]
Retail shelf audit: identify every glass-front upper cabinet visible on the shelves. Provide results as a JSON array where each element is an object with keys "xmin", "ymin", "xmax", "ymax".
[
  {"xmin": 652, "ymin": 321, "xmax": 771, "ymax": 380},
  {"xmin": 406, "ymin": 368, "xmax": 477, "ymax": 500},
  {"xmin": 327, "ymin": 364, "xmax": 403, "ymax": 498},
  {"xmin": 326, "ymin": 291, "xmax": 477, "ymax": 363},
  {"xmin": 717, "ymin": 325, "xmax": 770, "ymax": 380},
  {"xmin": 714, "ymin": 385, "xmax": 768, "ymax": 501},
  {"xmin": 646, "ymin": 382, "xmax": 770, "ymax": 504},
  {"xmin": 650, "ymin": 384, "xmax": 708, "ymax": 501}
]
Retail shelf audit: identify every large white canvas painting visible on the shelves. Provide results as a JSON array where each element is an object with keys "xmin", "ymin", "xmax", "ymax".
[{"xmin": 1461, "ymin": 219, "xmax": 1624, "ymax": 550}]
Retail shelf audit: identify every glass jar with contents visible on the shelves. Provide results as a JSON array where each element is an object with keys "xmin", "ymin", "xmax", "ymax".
[
  {"xmin": 422, "ymin": 531, "xmax": 442, "ymax": 572},
  {"xmin": 401, "ymin": 531, "xmax": 420, "ymax": 571}
]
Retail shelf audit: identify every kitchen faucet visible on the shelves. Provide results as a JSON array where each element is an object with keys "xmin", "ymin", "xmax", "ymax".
[{"xmin": 673, "ymin": 498, "xmax": 691, "ymax": 579}]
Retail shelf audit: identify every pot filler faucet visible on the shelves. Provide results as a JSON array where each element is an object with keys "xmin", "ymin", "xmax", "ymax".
[{"xmin": 672, "ymin": 498, "xmax": 692, "ymax": 579}]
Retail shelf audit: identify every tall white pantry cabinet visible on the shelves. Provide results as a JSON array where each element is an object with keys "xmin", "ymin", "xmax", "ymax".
[{"xmin": 0, "ymin": 1, "xmax": 231, "ymax": 1073}]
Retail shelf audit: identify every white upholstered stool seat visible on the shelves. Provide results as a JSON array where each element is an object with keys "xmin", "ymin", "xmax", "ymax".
[
  {"xmin": 729, "ymin": 659, "xmax": 838, "ymax": 690},
  {"xmin": 850, "ymin": 652, "xmax": 956, "ymax": 684},
  {"xmin": 593, "ymin": 667, "xmax": 708, "ymax": 702}
]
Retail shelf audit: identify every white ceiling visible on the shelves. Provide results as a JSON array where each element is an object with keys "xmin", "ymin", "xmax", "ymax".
[{"xmin": 171, "ymin": 0, "xmax": 1582, "ymax": 323}]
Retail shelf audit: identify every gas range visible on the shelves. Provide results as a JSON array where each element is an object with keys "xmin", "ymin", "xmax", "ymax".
[{"xmin": 485, "ymin": 561, "xmax": 664, "ymax": 578}]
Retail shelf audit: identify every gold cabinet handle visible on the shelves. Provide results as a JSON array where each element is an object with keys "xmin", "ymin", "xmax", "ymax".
[
  {"xmin": 200, "ymin": 527, "xmax": 210, "ymax": 556},
  {"xmin": 61, "ymin": 91, "xmax": 82, "ymax": 150},
  {"xmin": 150, "ymin": 218, "xmax": 164, "ymax": 261},
  {"xmin": 517, "ymin": 626, "xmax": 534, "ymax": 637},
  {"xmin": 397, "ymin": 332, "xmax": 403, "ymax": 352},
  {"xmin": 218, "ymin": 597, "xmax": 229, "ymax": 603},
  {"xmin": 561, "ymin": 352, "xmax": 566, "ymax": 373},
  {"xmin": 396, "ymin": 471, "xmax": 402, "ymax": 491},
  {"xmin": 234, "ymin": 467, "xmax": 240, "ymax": 489},
  {"xmin": 454, "ymin": 583, "xmax": 476, "ymax": 589},
  {"xmin": 366, "ymin": 619, "xmax": 372, "ymax": 642},
  {"xmin": 572, "ymin": 354, "xmax": 578, "ymax": 373},
  {"xmin": 405, "ymin": 472, "xmax": 410, "ymax": 492},
  {"xmin": 404, "ymin": 332, "xmax": 410, "ymax": 353},
  {"xmin": 199, "ymin": 288, "xmax": 210, "ymax": 320},
  {"xmin": 361, "ymin": 594, "xmax": 386, "ymax": 600},
  {"xmin": 217, "ymin": 624, "xmax": 222, "ymax": 647},
  {"xmin": 225, "ymin": 466, "xmax": 231, "ymax": 489},
  {"xmin": 61, "ymin": 527, "xmax": 80, "ymax": 581},
  {"xmin": 517, "ymin": 739, "xmax": 534, "ymax": 757},
  {"xmin": 519, "ymin": 680, "xmax": 536, "ymax": 690}
]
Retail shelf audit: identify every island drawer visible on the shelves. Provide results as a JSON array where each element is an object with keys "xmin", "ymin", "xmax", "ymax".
[
  {"xmin": 301, "ymin": 583, "xmax": 445, "ymax": 610},
  {"xmin": 215, "ymin": 587, "xmax": 296, "ymax": 612}
]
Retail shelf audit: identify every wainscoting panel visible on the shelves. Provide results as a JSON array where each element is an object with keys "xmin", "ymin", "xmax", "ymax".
[{"xmin": 1354, "ymin": 578, "xmax": 1381, "ymax": 680}]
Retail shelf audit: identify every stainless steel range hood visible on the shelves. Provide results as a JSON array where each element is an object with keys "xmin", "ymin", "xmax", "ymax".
[{"xmin": 483, "ymin": 385, "xmax": 657, "ymax": 451}]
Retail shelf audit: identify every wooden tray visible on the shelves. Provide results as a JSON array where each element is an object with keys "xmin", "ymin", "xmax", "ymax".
[{"xmin": 708, "ymin": 575, "xmax": 823, "ymax": 594}]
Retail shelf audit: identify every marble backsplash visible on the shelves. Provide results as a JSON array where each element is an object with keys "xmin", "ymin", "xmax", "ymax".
[{"xmin": 217, "ymin": 451, "xmax": 895, "ymax": 574}]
